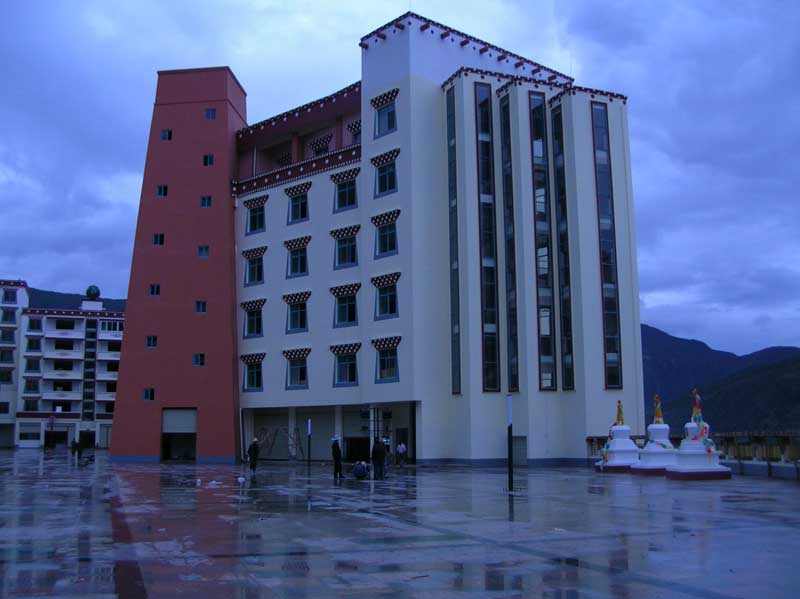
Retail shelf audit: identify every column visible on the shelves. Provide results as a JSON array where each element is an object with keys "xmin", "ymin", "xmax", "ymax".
[
  {"xmin": 334, "ymin": 116, "xmax": 344, "ymax": 149},
  {"xmin": 291, "ymin": 133, "xmax": 302, "ymax": 163},
  {"xmin": 288, "ymin": 407, "xmax": 297, "ymax": 460}
]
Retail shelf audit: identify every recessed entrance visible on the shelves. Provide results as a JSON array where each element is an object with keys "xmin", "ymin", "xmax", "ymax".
[{"xmin": 161, "ymin": 409, "xmax": 197, "ymax": 461}]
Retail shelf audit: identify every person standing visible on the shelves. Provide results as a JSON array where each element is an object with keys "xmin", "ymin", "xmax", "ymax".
[
  {"xmin": 247, "ymin": 438, "xmax": 260, "ymax": 477},
  {"xmin": 371, "ymin": 437, "xmax": 385, "ymax": 480},
  {"xmin": 396, "ymin": 441, "xmax": 407, "ymax": 466},
  {"xmin": 331, "ymin": 437, "xmax": 343, "ymax": 480}
]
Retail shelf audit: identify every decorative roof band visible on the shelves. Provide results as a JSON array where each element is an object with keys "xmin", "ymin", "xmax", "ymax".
[
  {"xmin": 242, "ymin": 194, "xmax": 269, "ymax": 209},
  {"xmin": 346, "ymin": 120, "xmax": 361, "ymax": 134},
  {"xmin": 21, "ymin": 308, "xmax": 124, "ymax": 318},
  {"xmin": 330, "ymin": 283, "xmax": 361, "ymax": 297},
  {"xmin": 370, "ymin": 148, "xmax": 400, "ymax": 167},
  {"xmin": 371, "ymin": 336, "xmax": 402, "ymax": 351},
  {"xmin": 370, "ymin": 209, "xmax": 401, "ymax": 227},
  {"xmin": 370, "ymin": 88, "xmax": 399, "ymax": 109},
  {"xmin": 282, "ymin": 291, "xmax": 311, "ymax": 304},
  {"xmin": 330, "ymin": 343, "xmax": 362, "ymax": 355},
  {"xmin": 282, "ymin": 348, "xmax": 311, "ymax": 360},
  {"xmin": 240, "ymin": 298, "xmax": 266, "ymax": 311},
  {"xmin": 330, "ymin": 167, "xmax": 361, "ymax": 184},
  {"xmin": 284, "ymin": 182, "xmax": 312, "ymax": 197},
  {"xmin": 242, "ymin": 246, "xmax": 268, "ymax": 259},
  {"xmin": 371, "ymin": 272, "xmax": 401, "ymax": 288},
  {"xmin": 495, "ymin": 75, "xmax": 568, "ymax": 97},
  {"xmin": 284, "ymin": 236, "xmax": 312, "ymax": 250},
  {"xmin": 548, "ymin": 85, "xmax": 628, "ymax": 106},
  {"xmin": 330, "ymin": 225, "xmax": 360, "ymax": 240},
  {"xmin": 308, "ymin": 133, "xmax": 332, "ymax": 152},
  {"xmin": 240, "ymin": 353, "xmax": 266, "ymax": 364}
]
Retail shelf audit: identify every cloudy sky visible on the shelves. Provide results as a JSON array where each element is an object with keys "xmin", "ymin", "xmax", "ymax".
[{"xmin": 1, "ymin": 1, "xmax": 797, "ymax": 355}]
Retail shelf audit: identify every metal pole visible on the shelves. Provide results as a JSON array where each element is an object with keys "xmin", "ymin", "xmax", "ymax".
[
  {"xmin": 506, "ymin": 394, "xmax": 513, "ymax": 492},
  {"xmin": 307, "ymin": 418, "xmax": 311, "ymax": 469}
]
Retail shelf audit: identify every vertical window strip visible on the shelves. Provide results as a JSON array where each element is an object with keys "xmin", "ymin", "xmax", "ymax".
[
  {"xmin": 591, "ymin": 102, "xmax": 623, "ymax": 389},
  {"xmin": 551, "ymin": 106, "xmax": 575, "ymax": 390},
  {"xmin": 499, "ymin": 95, "xmax": 519, "ymax": 392},
  {"xmin": 474, "ymin": 83, "xmax": 500, "ymax": 392},
  {"xmin": 446, "ymin": 87, "xmax": 462, "ymax": 394},
  {"xmin": 529, "ymin": 92, "xmax": 557, "ymax": 391}
]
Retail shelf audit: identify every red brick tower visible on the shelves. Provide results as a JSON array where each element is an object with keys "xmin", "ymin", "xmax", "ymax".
[{"xmin": 111, "ymin": 68, "xmax": 246, "ymax": 462}]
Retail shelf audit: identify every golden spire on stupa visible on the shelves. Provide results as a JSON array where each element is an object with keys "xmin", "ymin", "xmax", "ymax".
[
  {"xmin": 653, "ymin": 394, "xmax": 664, "ymax": 424},
  {"xmin": 615, "ymin": 399, "xmax": 624, "ymax": 426}
]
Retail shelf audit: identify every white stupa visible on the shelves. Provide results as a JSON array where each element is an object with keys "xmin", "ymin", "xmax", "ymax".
[
  {"xmin": 631, "ymin": 394, "xmax": 676, "ymax": 475},
  {"xmin": 595, "ymin": 400, "xmax": 640, "ymax": 472},
  {"xmin": 665, "ymin": 390, "xmax": 731, "ymax": 480}
]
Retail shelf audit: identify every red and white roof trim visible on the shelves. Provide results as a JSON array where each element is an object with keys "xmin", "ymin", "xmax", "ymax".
[
  {"xmin": 21, "ymin": 308, "xmax": 124, "ymax": 318},
  {"xmin": 330, "ymin": 283, "xmax": 361, "ymax": 297},
  {"xmin": 243, "ymin": 194, "xmax": 268, "ymax": 209},
  {"xmin": 284, "ymin": 182, "xmax": 312, "ymax": 197},
  {"xmin": 330, "ymin": 342, "xmax": 361, "ymax": 355},
  {"xmin": 242, "ymin": 246, "xmax": 268, "ymax": 260},
  {"xmin": 330, "ymin": 167, "xmax": 360, "ymax": 184},
  {"xmin": 240, "ymin": 353, "xmax": 266, "ymax": 364},
  {"xmin": 548, "ymin": 85, "xmax": 628, "ymax": 106},
  {"xmin": 282, "ymin": 347, "xmax": 311, "ymax": 360},
  {"xmin": 371, "ymin": 336, "xmax": 402, "ymax": 351},
  {"xmin": 240, "ymin": 298, "xmax": 266, "ymax": 311},
  {"xmin": 284, "ymin": 236, "xmax": 311, "ymax": 250},
  {"xmin": 370, "ymin": 148, "xmax": 400, "ymax": 167},
  {"xmin": 282, "ymin": 291, "xmax": 311, "ymax": 304},
  {"xmin": 360, "ymin": 12, "xmax": 572, "ymax": 84},
  {"xmin": 330, "ymin": 224, "xmax": 360, "ymax": 240},
  {"xmin": 371, "ymin": 272, "xmax": 401, "ymax": 288},
  {"xmin": 370, "ymin": 209, "xmax": 401, "ymax": 227},
  {"xmin": 370, "ymin": 88, "xmax": 399, "ymax": 109}
]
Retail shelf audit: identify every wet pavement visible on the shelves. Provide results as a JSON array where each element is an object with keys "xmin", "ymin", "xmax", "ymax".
[{"xmin": 0, "ymin": 450, "xmax": 798, "ymax": 598}]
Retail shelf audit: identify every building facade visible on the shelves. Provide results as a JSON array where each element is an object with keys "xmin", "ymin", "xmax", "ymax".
[
  {"xmin": 112, "ymin": 12, "xmax": 644, "ymax": 464},
  {"xmin": 0, "ymin": 280, "xmax": 124, "ymax": 448}
]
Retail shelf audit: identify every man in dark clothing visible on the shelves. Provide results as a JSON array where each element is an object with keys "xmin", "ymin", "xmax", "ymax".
[
  {"xmin": 332, "ymin": 438, "xmax": 343, "ymax": 480},
  {"xmin": 371, "ymin": 437, "xmax": 386, "ymax": 480},
  {"xmin": 247, "ymin": 438, "xmax": 260, "ymax": 476}
]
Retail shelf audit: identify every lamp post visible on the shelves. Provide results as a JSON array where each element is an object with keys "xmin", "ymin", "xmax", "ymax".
[
  {"xmin": 307, "ymin": 418, "xmax": 312, "ymax": 470},
  {"xmin": 506, "ymin": 394, "xmax": 513, "ymax": 492}
]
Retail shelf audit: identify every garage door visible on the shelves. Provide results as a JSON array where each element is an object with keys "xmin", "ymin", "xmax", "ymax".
[{"xmin": 162, "ymin": 409, "xmax": 197, "ymax": 433}]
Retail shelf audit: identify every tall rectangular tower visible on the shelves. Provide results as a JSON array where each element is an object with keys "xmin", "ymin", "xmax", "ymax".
[{"xmin": 112, "ymin": 68, "xmax": 247, "ymax": 462}]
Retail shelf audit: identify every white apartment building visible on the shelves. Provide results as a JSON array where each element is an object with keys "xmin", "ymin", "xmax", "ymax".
[
  {"xmin": 230, "ymin": 13, "xmax": 644, "ymax": 465},
  {"xmin": 0, "ymin": 280, "xmax": 124, "ymax": 449}
]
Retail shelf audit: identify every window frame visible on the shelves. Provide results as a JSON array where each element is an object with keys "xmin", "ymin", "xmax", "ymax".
[
  {"xmin": 287, "ymin": 302, "xmax": 308, "ymax": 334},
  {"xmin": 287, "ymin": 247, "xmax": 309, "ymax": 278},
  {"xmin": 202, "ymin": 154, "xmax": 215, "ymax": 166},
  {"xmin": 334, "ymin": 180, "xmax": 357, "ymax": 213},
  {"xmin": 205, "ymin": 108, "xmax": 217, "ymax": 120},
  {"xmin": 200, "ymin": 195, "xmax": 212, "ymax": 208},
  {"xmin": 286, "ymin": 357, "xmax": 309, "ymax": 390},
  {"xmin": 375, "ymin": 102, "xmax": 397, "ymax": 138},
  {"xmin": 334, "ymin": 353, "xmax": 358, "ymax": 387},
  {"xmin": 376, "ymin": 348, "xmax": 399, "ymax": 383},
  {"xmin": 375, "ymin": 284, "xmax": 398, "ymax": 320},
  {"xmin": 245, "ymin": 256, "xmax": 264, "ymax": 286},
  {"xmin": 334, "ymin": 236, "xmax": 358, "ymax": 270},
  {"xmin": 334, "ymin": 294, "xmax": 358, "ymax": 328},
  {"xmin": 194, "ymin": 300, "xmax": 207, "ymax": 314},
  {"xmin": 156, "ymin": 185, "xmax": 168, "ymax": 198},
  {"xmin": 160, "ymin": 129, "xmax": 172, "ymax": 141},
  {"xmin": 375, "ymin": 162, "xmax": 397, "ymax": 197},
  {"xmin": 287, "ymin": 194, "xmax": 309, "ymax": 225},
  {"xmin": 244, "ymin": 308, "xmax": 263, "ymax": 338},
  {"xmin": 146, "ymin": 335, "xmax": 158, "ymax": 348},
  {"xmin": 148, "ymin": 284, "xmax": 161, "ymax": 296},
  {"xmin": 244, "ymin": 363, "xmax": 263, "ymax": 392},
  {"xmin": 375, "ymin": 222, "xmax": 398, "ymax": 258},
  {"xmin": 142, "ymin": 388, "xmax": 155, "ymax": 401},
  {"xmin": 246, "ymin": 205, "xmax": 265, "ymax": 234}
]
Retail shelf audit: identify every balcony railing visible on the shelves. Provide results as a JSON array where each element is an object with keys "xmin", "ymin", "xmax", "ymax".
[
  {"xmin": 96, "ymin": 371, "xmax": 119, "ymax": 381},
  {"xmin": 41, "ymin": 390, "xmax": 82, "ymax": 401},
  {"xmin": 43, "ymin": 349, "xmax": 84, "ymax": 360},
  {"xmin": 98, "ymin": 330, "xmax": 123, "ymax": 341},
  {"xmin": 96, "ymin": 391, "xmax": 116, "ymax": 402},
  {"xmin": 97, "ymin": 351, "xmax": 121, "ymax": 361},
  {"xmin": 41, "ymin": 368, "xmax": 83, "ymax": 380},
  {"xmin": 44, "ymin": 328, "xmax": 84, "ymax": 340}
]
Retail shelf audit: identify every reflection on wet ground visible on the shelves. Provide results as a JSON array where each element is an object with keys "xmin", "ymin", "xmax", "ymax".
[{"xmin": 0, "ymin": 450, "xmax": 798, "ymax": 598}]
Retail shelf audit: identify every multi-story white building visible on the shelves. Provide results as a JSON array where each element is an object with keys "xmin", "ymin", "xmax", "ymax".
[
  {"xmin": 0, "ymin": 280, "xmax": 124, "ymax": 449},
  {"xmin": 113, "ymin": 12, "xmax": 643, "ymax": 464}
]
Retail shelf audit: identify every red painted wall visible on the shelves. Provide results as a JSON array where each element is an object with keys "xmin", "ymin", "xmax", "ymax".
[{"xmin": 111, "ymin": 67, "xmax": 246, "ymax": 461}]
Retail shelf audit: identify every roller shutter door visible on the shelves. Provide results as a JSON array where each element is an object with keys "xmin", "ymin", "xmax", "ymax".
[{"xmin": 162, "ymin": 409, "xmax": 197, "ymax": 433}]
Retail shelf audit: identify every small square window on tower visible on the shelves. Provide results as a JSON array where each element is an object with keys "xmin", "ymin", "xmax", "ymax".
[
  {"xmin": 152, "ymin": 233, "xmax": 165, "ymax": 246},
  {"xmin": 161, "ymin": 129, "xmax": 172, "ymax": 141},
  {"xmin": 148, "ymin": 284, "xmax": 161, "ymax": 296},
  {"xmin": 157, "ymin": 185, "xmax": 168, "ymax": 197},
  {"xmin": 146, "ymin": 335, "xmax": 158, "ymax": 348},
  {"xmin": 195, "ymin": 300, "xmax": 207, "ymax": 313},
  {"xmin": 197, "ymin": 245, "xmax": 210, "ymax": 258},
  {"xmin": 142, "ymin": 388, "xmax": 155, "ymax": 401},
  {"xmin": 205, "ymin": 108, "xmax": 216, "ymax": 120},
  {"xmin": 200, "ymin": 195, "xmax": 212, "ymax": 208},
  {"xmin": 203, "ymin": 154, "xmax": 214, "ymax": 166},
  {"xmin": 192, "ymin": 353, "xmax": 205, "ymax": 366}
]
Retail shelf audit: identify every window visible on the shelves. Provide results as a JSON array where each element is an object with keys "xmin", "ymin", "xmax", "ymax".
[
  {"xmin": 376, "ymin": 162, "xmax": 397, "ymax": 196},
  {"xmin": 55, "ymin": 319, "xmax": 75, "ymax": 330},
  {"xmin": 152, "ymin": 233, "xmax": 165, "ymax": 246},
  {"xmin": 25, "ymin": 358, "xmax": 40, "ymax": 372},
  {"xmin": 446, "ymin": 87, "xmax": 462, "ymax": 394},
  {"xmin": 335, "ymin": 354, "xmax": 357, "ymax": 386},
  {"xmin": 24, "ymin": 379, "xmax": 39, "ymax": 393},
  {"xmin": 288, "ymin": 248, "xmax": 308, "ymax": 277},
  {"xmin": 28, "ymin": 319, "xmax": 42, "ymax": 331},
  {"xmin": 142, "ymin": 388, "xmax": 155, "ymax": 401},
  {"xmin": 107, "ymin": 361, "xmax": 119, "ymax": 373},
  {"xmin": 336, "ymin": 180, "xmax": 356, "ymax": 211},
  {"xmin": 108, "ymin": 340, "xmax": 121, "ymax": 352},
  {"xmin": 1, "ymin": 330, "xmax": 14, "ymax": 343},
  {"xmin": 192, "ymin": 353, "xmax": 205, "ymax": 367},
  {"xmin": 157, "ymin": 185, "xmax": 168, "ymax": 197},
  {"xmin": 335, "ymin": 237, "xmax": 357, "ymax": 269},
  {"xmin": 22, "ymin": 400, "xmax": 38, "ymax": 413},
  {"xmin": 149, "ymin": 284, "xmax": 161, "ymax": 296},
  {"xmin": 288, "ymin": 302, "xmax": 307, "ymax": 332},
  {"xmin": 376, "ymin": 223, "xmax": 397, "ymax": 257},
  {"xmin": 54, "ymin": 339, "xmax": 73, "ymax": 350},
  {"xmin": 200, "ymin": 195, "xmax": 212, "ymax": 208},
  {"xmin": 247, "ymin": 205, "xmax": 265, "ymax": 233},
  {"xmin": 377, "ymin": 348, "xmax": 398, "ymax": 382},
  {"xmin": 376, "ymin": 102, "xmax": 397, "ymax": 137},
  {"xmin": 0, "ymin": 350, "xmax": 13, "ymax": 363},
  {"xmin": 245, "ymin": 363, "xmax": 262, "ymax": 391},
  {"xmin": 106, "ymin": 381, "xmax": 117, "ymax": 393},
  {"xmin": 0, "ymin": 403, "xmax": 8, "ymax": 414},
  {"xmin": 100, "ymin": 320, "xmax": 123, "ymax": 332},
  {"xmin": 0, "ymin": 370, "xmax": 11, "ymax": 384},
  {"xmin": 161, "ymin": 129, "xmax": 172, "ymax": 141},
  {"xmin": 377, "ymin": 285, "xmax": 398, "ymax": 319},
  {"xmin": 246, "ymin": 257, "xmax": 264, "ymax": 285},
  {"xmin": 146, "ymin": 335, "xmax": 158, "ymax": 348},
  {"xmin": 335, "ymin": 295, "xmax": 357, "ymax": 327},
  {"xmin": 287, "ymin": 358, "xmax": 308, "ymax": 389},
  {"xmin": 205, "ymin": 108, "xmax": 216, "ymax": 120},
  {"xmin": 245, "ymin": 309, "xmax": 262, "ymax": 337},
  {"xmin": 203, "ymin": 154, "xmax": 214, "ymax": 166},
  {"xmin": 53, "ymin": 380, "xmax": 73, "ymax": 392},
  {"xmin": 289, "ymin": 194, "xmax": 308, "ymax": 223},
  {"xmin": 2, "ymin": 289, "xmax": 17, "ymax": 303},
  {"xmin": 195, "ymin": 301, "xmax": 207, "ymax": 313},
  {"xmin": 1, "ymin": 309, "xmax": 15, "ymax": 324},
  {"xmin": 198, "ymin": 245, "xmax": 210, "ymax": 258}
]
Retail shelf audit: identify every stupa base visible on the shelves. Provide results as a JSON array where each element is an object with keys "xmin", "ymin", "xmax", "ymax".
[{"xmin": 665, "ymin": 466, "xmax": 731, "ymax": 481}]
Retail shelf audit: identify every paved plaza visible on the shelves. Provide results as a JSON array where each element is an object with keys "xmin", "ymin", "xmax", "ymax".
[{"xmin": 0, "ymin": 450, "xmax": 798, "ymax": 597}]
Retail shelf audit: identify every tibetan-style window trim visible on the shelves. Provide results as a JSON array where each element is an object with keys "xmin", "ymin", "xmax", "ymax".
[
  {"xmin": 282, "ymin": 291, "xmax": 311, "ymax": 305},
  {"xmin": 370, "ymin": 209, "xmax": 400, "ymax": 227},
  {"xmin": 370, "ymin": 88, "xmax": 399, "ymax": 109},
  {"xmin": 242, "ymin": 246, "xmax": 268, "ymax": 260},
  {"xmin": 370, "ymin": 148, "xmax": 400, "ymax": 167},
  {"xmin": 371, "ymin": 272, "xmax": 401, "ymax": 288},
  {"xmin": 242, "ymin": 194, "xmax": 269, "ymax": 209},
  {"xmin": 548, "ymin": 85, "xmax": 627, "ymax": 106},
  {"xmin": 330, "ymin": 225, "xmax": 360, "ymax": 239},
  {"xmin": 240, "ymin": 298, "xmax": 266, "ymax": 311},
  {"xmin": 21, "ymin": 308, "xmax": 124, "ymax": 318},
  {"xmin": 371, "ymin": 336, "xmax": 402, "ymax": 351},
  {"xmin": 346, "ymin": 120, "xmax": 361, "ymax": 135},
  {"xmin": 330, "ymin": 343, "xmax": 361, "ymax": 355},
  {"xmin": 282, "ymin": 348, "xmax": 311, "ymax": 360},
  {"xmin": 284, "ymin": 182, "xmax": 312, "ymax": 197},
  {"xmin": 283, "ymin": 236, "xmax": 311, "ymax": 250},
  {"xmin": 370, "ymin": 209, "xmax": 401, "ymax": 227},
  {"xmin": 330, "ymin": 167, "xmax": 360, "ymax": 184},
  {"xmin": 274, "ymin": 152, "xmax": 292, "ymax": 167},
  {"xmin": 330, "ymin": 283, "xmax": 361, "ymax": 297},
  {"xmin": 240, "ymin": 353, "xmax": 266, "ymax": 364},
  {"xmin": 232, "ymin": 145, "xmax": 361, "ymax": 196},
  {"xmin": 308, "ymin": 133, "xmax": 332, "ymax": 152}
]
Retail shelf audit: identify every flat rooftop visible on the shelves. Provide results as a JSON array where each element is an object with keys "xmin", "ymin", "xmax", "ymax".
[{"xmin": 0, "ymin": 450, "xmax": 797, "ymax": 597}]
